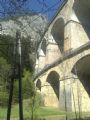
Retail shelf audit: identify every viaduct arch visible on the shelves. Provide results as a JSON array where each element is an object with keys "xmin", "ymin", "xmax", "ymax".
[
  {"xmin": 72, "ymin": 54, "xmax": 90, "ymax": 96},
  {"xmin": 34, "ymin": 0, "xmax": 90, "ymax": 112},
  {"xmin": 51, "ymin": 18, "xmax": 65, "ymax": 53}
]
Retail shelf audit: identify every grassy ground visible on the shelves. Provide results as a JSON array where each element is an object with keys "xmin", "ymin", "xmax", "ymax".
[
  {"xmin": 0, "ymin": 105, "xmax": 65, "ymax": 120},
  {"xmin": 66, "ymin": 112, "xmax": 90, "ymax": 120},
  {"xmin": 0, "ymin": 104, "xmax": 90, "ymax": 120}
]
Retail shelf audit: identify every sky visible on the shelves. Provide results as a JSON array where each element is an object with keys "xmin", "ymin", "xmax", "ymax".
[
  {"xmin": 23, "ymin": 0, "xmax": 64, "ymax": 21},
  {"xmin": 0, "ymin": 0, "xmax": 64, "ymax": 22}
]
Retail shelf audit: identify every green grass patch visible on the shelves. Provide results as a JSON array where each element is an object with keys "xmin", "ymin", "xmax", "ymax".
[
  {"xmin": 0, "ymin": 107, "xmax": 7, "ymax": 119},
  {"xmin": 0, "ymin": 104, "xmax": 90, "ymax": 120},
  {"xmin": 0, "ymin": 105, "xmax": 65, "ymax": 119},
  {"xmin": 35, "ymin": 107, "xmax": 65, "ymax": 117},
  {"xmin": 67, "ymin": 112, "xmax": 90, "ymax": 120}
]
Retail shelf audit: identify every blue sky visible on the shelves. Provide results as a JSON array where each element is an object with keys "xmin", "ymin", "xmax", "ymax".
[
  {"xmin": 0, "ymin": 0, "xmax": 64, "ymax": 21},
  {"xmin": 23, "ymin": 0, "xmax": 64, "ymax": 21}
]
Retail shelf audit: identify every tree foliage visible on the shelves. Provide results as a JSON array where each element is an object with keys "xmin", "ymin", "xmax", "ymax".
[
  {"xmin": 0, "ymin": 57, "xmax": 11, "ymax": 85},
  {"xmin": 13, "ymin": 69, "xmax": 35, "ymax": 103},
  {"xmin": 0, "ymin": 34, "xmax": 34, "ymax": 71},
  {"xmin": 0, "ymin": 34, "xmax": 36, "ymax": 106},
  {"xmin": 0, "ymin": 35, "xmax": 14, "ymax": 64},
  {"xmin": 0, "ymin": 57, "xmax": 11, "ymax": 107},
  {"xmin": 0, "ymin": 0, "xmax": 46, "ymax": 111}
]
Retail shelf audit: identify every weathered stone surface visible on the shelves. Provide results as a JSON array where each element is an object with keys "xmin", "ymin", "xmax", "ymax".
[{"xmin": 35, "ymin": 0, "xmax": 90, "ymax": 112}]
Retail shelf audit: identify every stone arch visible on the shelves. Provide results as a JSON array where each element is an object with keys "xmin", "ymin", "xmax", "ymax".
[
  {"xmin": 36, "ymin": 79, "xmax": 41, "ymax": 91},
  {"xmin": 51, "ymin": 18, "xmax": 65, "ymax": 53},
  {"xmin": 73, "ymin": 0, "xmax": 90, "ymax": 39},
  {"xmin": 72, "ymin": 54, "xmax": 90, "ymax": 96},
  {"xmin": 46, "ymin": 71, "xmax": 60, "ymax": 99}
]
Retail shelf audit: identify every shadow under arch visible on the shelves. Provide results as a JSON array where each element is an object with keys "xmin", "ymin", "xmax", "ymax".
[
  {"xmin": 51, "ymin": 18, "xmax": 64, "ymax": 53},
  {"xmin": 72, "ymin": 54, "xmax": 90, "ymax": 96},
  {"xmin": 36, "ymin": 79, "xmax": 41, "ymax": 91},
  {"xmin": 41, "ymin": 38, "xmax": 46, "ymax": 55},
  {"xmin": 46, "ymin": 71, "xmax": 60, "ymax": 99},
  {"xmin": 73, "ymin": 0, "xmax": 90, "ymax": 39}
]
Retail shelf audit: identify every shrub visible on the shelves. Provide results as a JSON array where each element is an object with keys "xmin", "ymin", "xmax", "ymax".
[
  {"xmin": 35, "ymin": 92, "xmax": 44, "ymax": 107},
  {"xmin": 0, "ymin": 91, "xmax": 8, "ymax": 107},
  {"xmin": 13, "ymin": 69, "xmax": 36, "ymax": 103}
]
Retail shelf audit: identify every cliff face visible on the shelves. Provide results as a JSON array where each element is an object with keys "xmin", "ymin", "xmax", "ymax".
[
  {"xmin": 0, "ymin": 14, "xmax": 47, "ymax": 41},
  {"xmin": 0, "ymin": 14, "xmax": 48, "ymax": 71}
]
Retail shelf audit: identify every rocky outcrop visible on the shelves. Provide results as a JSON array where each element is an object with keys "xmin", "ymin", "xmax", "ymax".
[
  {"xmin": 0, "ymin": 14, "xmax": 47, "ymax": 70},
  {"xmin": 0, "ymin": 13, "xmax": 47, "ymax": 41}
]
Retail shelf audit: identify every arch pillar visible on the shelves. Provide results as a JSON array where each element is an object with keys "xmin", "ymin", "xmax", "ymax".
[
  {"xmin": 59, "ymin": 73, "xmax": 72, "ymax": 111},
  {"xmin": 64, "ymin": 21, "xmax": 72, "ymax": 51},
  {"xmin": 38, "ymin": 47, "xmax": 46, "ymax": 71},
  {"xmin": 46, "ymin": 35, "xmax": 61, "ymax": 65}
]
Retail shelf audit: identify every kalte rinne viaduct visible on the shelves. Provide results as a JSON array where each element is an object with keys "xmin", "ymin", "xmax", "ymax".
[{"xmin": 34, "ymin": 0, "xmax": 90, "ymax": 112}]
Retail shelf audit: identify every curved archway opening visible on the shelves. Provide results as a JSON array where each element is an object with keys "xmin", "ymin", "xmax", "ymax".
[
  {"xmin": 73, "ymin": 0, "xmax": 90, "ymax": 39},
  {"xmin": 72, "ymin": 54, "xmax": 90, "ymax": 96},
  {"xmin": 36, "ymin": 79, "xmax": 41, "ymax": 91},
  {"xmin": 47, "ymin": 71, "xmax": 60, "ymax": 99},
  {"xmin": 51, "ymin": 18, "xmax": 64, "ymax": 53},
  {"xmin": 41, "ymin": 38, "xmax": 46, "ymax": 55}
]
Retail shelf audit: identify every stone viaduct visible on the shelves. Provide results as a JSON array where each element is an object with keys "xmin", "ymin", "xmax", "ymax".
[{"xmin": 34, "ymin": 0, "xmax": 90, "ymax": 112}]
